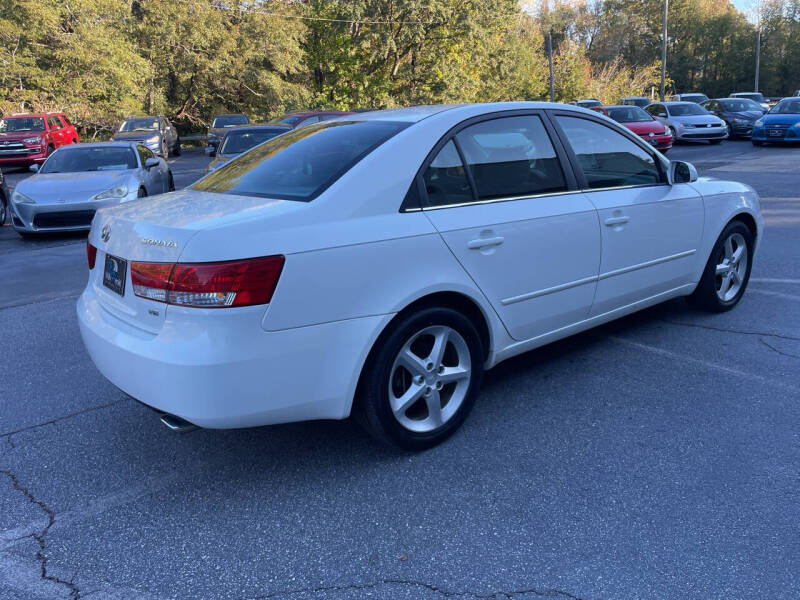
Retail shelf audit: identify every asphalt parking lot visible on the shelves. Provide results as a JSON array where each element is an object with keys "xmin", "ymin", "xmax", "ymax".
[{"xmin": 1, "ymin": 139, "xmax": 798, "ymax": 599}]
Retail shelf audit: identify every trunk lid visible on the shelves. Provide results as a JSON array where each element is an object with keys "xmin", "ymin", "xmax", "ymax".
[{"xmin": 88, "ymin": 190, "xmax": 292, "ymax": 333}]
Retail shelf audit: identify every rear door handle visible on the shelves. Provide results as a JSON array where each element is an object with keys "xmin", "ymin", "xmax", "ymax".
[
  {"xmin": 604, "ymin": 216, "xmax": 629, "ymax": 226},
  {"xmin": 467, "ymin": 236, "xmax": 505, "ymax": 249}
]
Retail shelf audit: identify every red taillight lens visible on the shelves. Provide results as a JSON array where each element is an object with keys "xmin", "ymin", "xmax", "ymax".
[
  {"xmin": 130, "ymin": 255, "xmax": 284, "ymax": 308},
  {"xmin": 87, "ymin": 242, "xmax": 97, "ymax": 270}
]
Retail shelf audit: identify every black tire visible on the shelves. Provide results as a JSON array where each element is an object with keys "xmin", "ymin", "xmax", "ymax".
[
  {"xmin": 355, "ymin": 306, "xmax": 484, "ymax": 450},
  {"xmin": 725, "ymin": 122, "xmax": 733, "ymax": 138},
  {"xmin": 669, "ymin": 126, "xmax": 677, "ymax": 141},
  {"xmin": 167, "ymin": 171, "xmax": 175, "ymax": 192},
  {"xmin": 138, "ymin": 187, "xmax": 147, "ymax": 198},
  {"xmin": 173, "ymin": 139, "xmax": 181, "ymax": 156},
  {"xmin": 161, "ymin": 141, "xmax": 168, "ymax": 159},
  {"xmin": 0, "ymin": 196, "xmax": 7, "ymax": 226},
  {"xmin": 46, "ymin": 144, "xmax": 54, "ymax": 156},
  {"xmin": 687, "ymin": 220, "xmax": 754, "ymax": 312},
  {"xmin": 71, "ymin": 138, "xmax": 78, "ymax": 144},
  {"xmin": 751, "ymin": 140, "xmax": 763, "ymax": 146}
]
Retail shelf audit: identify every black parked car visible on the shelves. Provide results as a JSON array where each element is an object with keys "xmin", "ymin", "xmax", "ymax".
[
  {"xmin": 701, "ymin": 98, "xmax": 766, "ymax": 138},
  {"xmin": 0, "ymin": 167, "xmax": 8, "ymax": 226},
  {"xmin": 207, "ymin": 114, "xmax": 250, "ymax": 149}
]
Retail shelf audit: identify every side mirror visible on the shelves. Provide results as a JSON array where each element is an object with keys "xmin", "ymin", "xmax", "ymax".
[
  {"xmin": 670, "ymin": 161, "xmax": 698, "ymax": 184},
  {"xmin": 144, "ymin": 157, "xmax": 160, "ymax": 170},
  {"xmin": 204, "ymin": 145, "xmax": 216, "ymax": 157},
  {"xmin": 29, "ymin": 164, "xmax": 39, "ymax": 173}
]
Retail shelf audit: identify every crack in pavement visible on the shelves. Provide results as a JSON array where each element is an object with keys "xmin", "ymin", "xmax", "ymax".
[
  {"xmin": 760, "ymin": 338, "xmax": 800, "ymax": 359},
  {"xmin": 0, "ymin": 401, "xmax": 120, "ymax": 442},
  {"xmin": 248, "ymin": 579, "xmax": 586, "ymax": 600},
  {"xmin": 662, "ymin": 320, "xmax": 800, "ymax": 342},
  {"xmin": 0, "ymin": 469, "xmax": 80, "ymax": 599}
]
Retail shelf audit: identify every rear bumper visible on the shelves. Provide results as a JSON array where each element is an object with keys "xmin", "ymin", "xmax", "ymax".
[{"xmin": 77, "ymin": 287, "xmax": 391, "ymax": 428}]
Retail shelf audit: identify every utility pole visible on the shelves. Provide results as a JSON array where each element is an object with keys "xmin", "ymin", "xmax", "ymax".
[
  {"xmin": 754, "ymin": 4, "xmax": 761, "ymax": 92},
  {"xmin": 660, "ymin": 0, "xmax": 668, "ymax": 101},
  {"xmin": 547, "ymin": 29, "xmax": 555, "ymax": 103}
]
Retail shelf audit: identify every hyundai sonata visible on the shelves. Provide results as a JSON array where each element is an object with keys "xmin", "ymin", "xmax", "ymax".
[{"xmin": 78, "ymin": 103, "xmax": 762, "ymax": 449}]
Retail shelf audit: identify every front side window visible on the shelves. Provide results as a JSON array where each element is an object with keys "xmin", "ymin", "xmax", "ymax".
[
  {"xmin": 47, "ymin": 116, "xmax": 62, "ymax": 130},
  {"xmin": 422, "ymin": 141, "xmax": 472, "ymax": 208},
  {"xmin": 454, "ymin": 115, "xmax": 566, "ymax": 201},
  {"xmin": 192, "ymin": 120, "xmax": 409, "ymax": 201},
  {"xmin": 0, "ymin": 117, "xmax": 45, "ymax": 132},
  {"xmin": 555, "ymin": 116, "xmax": 662, "ymax": 189},
  {"xmin": 40, "ymin": 147, "xmax": 138, "ymax": 173}
]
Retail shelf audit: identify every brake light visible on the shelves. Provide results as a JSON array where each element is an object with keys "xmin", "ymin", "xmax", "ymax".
[
  {"xmin": 130, "ymin": 255, "xmax": 284, "ymax": 308},
  {"xmin": 87, "ymin": 241, "xmax": 97, "ymax": 269}
]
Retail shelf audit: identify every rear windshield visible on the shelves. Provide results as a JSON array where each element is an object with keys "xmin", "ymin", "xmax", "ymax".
[
  {"xmin": 269, "ymin": 115, "xmax": 303, "ymax": 126},
  {"xmin": 0, "ymin": 117, "xmax": 45, "ymax": 132},
  {"xmin": 212, "ymin": 115, "xmax": 249, "ymax": 128},
  {"xmin": 40, "ymin": 147, "xmax": 138, "ymax": 173},
  {"xmin": 219, "ymin": 128, "xmax": 287, "ymax": 155},
  {"xmin": 680, "ymin": 94, "xmax": 708, "ymax": 103},
  {"xmin": 192, "ymin": 120, "xmax": 409, "ymax": 201},
  {"xmin": 735, "ymin": 93, "xmax": 764, "ymax": 103},
  {"xmin": 607, "ymin": 107, "xmax": 653, "ymax": 123},
  {"xmin": 669, "ymin": 103, "xmax": 707, "ymax": 116}
]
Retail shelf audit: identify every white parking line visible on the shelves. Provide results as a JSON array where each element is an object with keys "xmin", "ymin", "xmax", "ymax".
[
  {"xmin": 748, "ymin": 289, "xmax": 800, "ymax": 302},
  {"xmin": 750, "ymin": 278, "xmax": 800, "ymax": 284}
]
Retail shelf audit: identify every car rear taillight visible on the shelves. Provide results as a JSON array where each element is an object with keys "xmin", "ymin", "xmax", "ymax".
[
  {"xmin": 130, "ymin": 255, "xmax": 285, "ymax": 308},
  {"xmin": 87, "ymin": 242, "xmax": 97, "ymax": 270}
]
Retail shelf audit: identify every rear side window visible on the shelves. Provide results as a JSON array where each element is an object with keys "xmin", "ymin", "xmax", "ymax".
[
  {"xmin": 61, "ymin": 115, "xmax": 73, "ymax": 126},
  {"xmin": 192, "ymin": 120, "xmax": 409, "ymax": 201},
  {"xmin": 555, "ymin": 116, "xmax": 662, "ymax": 189},
  {"xmin": 455, "ymin": 115, "xmax": 566, "ymax": 201},
  {"xmin": 423, "ymin": 141, "xmax": 472, "ymax": 208}
]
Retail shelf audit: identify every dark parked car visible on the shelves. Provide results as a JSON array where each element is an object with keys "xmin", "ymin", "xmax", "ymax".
[
  {"xmin": 205, "ymin": 124, "xmax": 291, "ymax": 173},
  {"xmin": 0, "ymin": 168, "xmax": 8, "ymax": 225},
  {"xmin": 206, "ymin": 113, "xmax": 250, "ymax": 149},
  {"xmin": 0, "ymin": 113, "xmax": 80, "ymax": 169},
  {"xmin": 620, "ymin": 96, "xmax": 651, "ymax": 108},
  {"xmin": 573, "ymin": 99, "xmax": 603, "ymax": 109},
  {"xmin": 111, "ymin": 116, "xmax": 180, "ymax": 158},
  {"xmin": 701, "ymin": 98, "xmax": 766, "ymax": 138},
  {"xmin": 267, "ymin": 110, "xmax": 352, "ymax": 129},
  {"xmin": 729, "ymin": 92, "xmax": 770, "ymax": 112}
]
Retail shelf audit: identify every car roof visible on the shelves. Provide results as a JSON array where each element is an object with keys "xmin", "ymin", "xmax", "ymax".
[
  {"xmin": 603, "ymin": 105, "xmax": 647, "ymax": 110},
  {"xmin": 213, "ymin": 113, "xmax": 248, "ymax": 117},
  {"xmin": 663, "ymin": 101, "xmax": 695, "ymax": 105},
  {"xmin": 622, "ymin": 96, "xmax": 648, "ymax": 99},
  {"xmin": 4, "ymin": 113, "xmax": 64, "ymax": 118}
]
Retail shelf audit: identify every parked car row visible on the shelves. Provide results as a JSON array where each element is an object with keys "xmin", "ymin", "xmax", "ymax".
[{"xmin": 0, "ymin": 112, "xmax": 80, "ymax": 168}]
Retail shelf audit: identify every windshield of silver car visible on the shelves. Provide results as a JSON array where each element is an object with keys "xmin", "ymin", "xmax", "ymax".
[
  {"xmin": 39, "ymin": 147, "xmax": 138, "ymax": 173},
  {"xmin": 192, "ymin": 120, "xmax": 410, "ymax": 201}
]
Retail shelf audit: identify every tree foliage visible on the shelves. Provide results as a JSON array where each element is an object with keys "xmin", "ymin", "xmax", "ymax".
[{"xmin": 1, "ymin": 0, "xmax": 799, "ymax": 136}]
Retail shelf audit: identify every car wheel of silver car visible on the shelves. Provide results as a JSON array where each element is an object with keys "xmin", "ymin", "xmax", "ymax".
[
  {"xmin": 356, "ymin": 306, "xmax": 484, "ymax": 450},
  {"xmin": 688, "ymin": 220, "xmax": 754, "ymax": 312},
  {"xmin": 137, "ymin": 188, "xmax": 147, "ymax": 198},
  {"xmin": 0, "ymin": 198, "xmax": 6, "ymax": 226},
  {"xmin": 168, "ymin": 172, "xmax": 175, "ymax": 192}
]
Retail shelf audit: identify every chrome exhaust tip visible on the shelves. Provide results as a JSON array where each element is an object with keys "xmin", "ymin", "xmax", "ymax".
[{"xmin": 159, "ymin": 413, "xmax": 198, "ymax": 433}]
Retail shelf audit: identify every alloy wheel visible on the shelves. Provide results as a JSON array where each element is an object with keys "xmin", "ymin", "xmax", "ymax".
[
  {"xmin": 388, "ymin": 325, "xmax": 472, "ymax": 433},
  {"xmin": 715, "ymin": 232, "xmax": 748, "ymax": 302}
]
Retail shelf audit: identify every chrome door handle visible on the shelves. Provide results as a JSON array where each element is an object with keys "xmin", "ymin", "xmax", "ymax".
[
  {"xmin": 604, "ymin": 216, "xmax": 629, "ymax": 226},
  {"xmin": 467, "ymin": 236, "xmax": 504, "ymax": 249}
]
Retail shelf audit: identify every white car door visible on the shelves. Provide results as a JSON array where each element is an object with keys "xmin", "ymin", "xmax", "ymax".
[
  {"xmin": 417, "ymin": 113, "xmax": 601, "ymax": 342},
  {"xmin": 552, "ymin": 113, "xmax": 704, "ymax": 316}
]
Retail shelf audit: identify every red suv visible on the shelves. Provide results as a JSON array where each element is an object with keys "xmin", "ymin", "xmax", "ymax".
[{"xmin": 0, "ymin": 113, "xmax": 80, "ymax": 168}]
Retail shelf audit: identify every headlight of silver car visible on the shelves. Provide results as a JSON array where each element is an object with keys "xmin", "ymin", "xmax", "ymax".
[
  {"xmin": 11, "ymin": 190, "xmax": 35, "ymax": 204},
  {"xmin": 93, "ymin": 185, "xmax": 128, "ymax": 200}
]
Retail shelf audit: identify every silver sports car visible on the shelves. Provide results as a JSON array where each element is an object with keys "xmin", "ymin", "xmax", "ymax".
[{"xmin": 10, "ymin": 142, "xmax": 173, "ymax": 236}]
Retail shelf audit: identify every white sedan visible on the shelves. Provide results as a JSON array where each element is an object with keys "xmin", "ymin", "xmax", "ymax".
[{"xmin": 77, "ymin": 103, "xmax": 762, "ymax": 449}]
